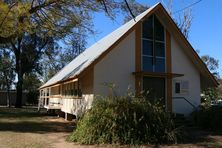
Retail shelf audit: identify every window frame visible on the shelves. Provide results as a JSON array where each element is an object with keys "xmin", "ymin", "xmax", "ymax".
[{"xmin": 141, "ymin": 15, "xmax": 166, "ymax": 73}]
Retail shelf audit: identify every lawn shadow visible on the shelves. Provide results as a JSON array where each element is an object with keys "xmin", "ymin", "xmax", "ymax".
[
  {"xmin": 0, "ymin": 120, "xmax": 75, "ymax": 134},
  {"xmin": 177, "ymin": 126, "xmax": 222, "ymax": 145},
  {"xmin": 0, "ymin": 106, "xmax": 75, "ymax": 134},
  {"xmin": 0, "ymin": 106, "xmax": 60, "ymax": 118}
]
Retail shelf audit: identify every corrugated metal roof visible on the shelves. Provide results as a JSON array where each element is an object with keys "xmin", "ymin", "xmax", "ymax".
[{"xmin": 40, "ymin": 4, "xmax": 159, "ymax": 89}]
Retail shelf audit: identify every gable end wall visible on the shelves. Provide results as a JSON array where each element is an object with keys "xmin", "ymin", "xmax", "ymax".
[
  {"xmin": 171, "ymin": 35, "xmax": 201, "ymax": 115},
  {"xmin": 93, "ymin": 31, "xmax": 135, "ymax": 96}
]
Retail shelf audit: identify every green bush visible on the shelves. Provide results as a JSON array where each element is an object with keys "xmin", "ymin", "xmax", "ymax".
[
  {"xmin": 192, "ymin": 106, "xmax": 222, "ymax": 130},
  {"xmin": 69, "ymin": 96, "xmax": 178, "ymax": 144},
  {"xmin": 26, "ymin": 90, "xmax": 39, "ymax": 105},
  {"xmin": 201, "ymin": 87, "xmax": 218, "ymax": 107}
]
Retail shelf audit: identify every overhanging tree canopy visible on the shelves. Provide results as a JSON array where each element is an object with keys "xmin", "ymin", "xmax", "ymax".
[{"xmin": 0, "ymin": 0, "xmax": 146, "ymax": 107}]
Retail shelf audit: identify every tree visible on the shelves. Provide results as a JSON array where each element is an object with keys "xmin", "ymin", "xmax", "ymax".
[
  {"xmin": 0, "ymin": 0, "xmax": 145, "ymax": 107},
  {"xmin": 218, "ymin": 79, "xmax": 222, "ymax": 99},
  {"xmin": 122, "ymin": 0, "xmax": 149, "ymax": 23},
  {"xmin": 40, "ymin": 43, "xmax": 62, "ymax": 83},
  {"xmin": 201, "ymin": 55, "xmax": 219, "ymax": 77},
  {"xmin": 165, "ymin": 1, "xmax": 220, "ymax": 78},
  {"xmin": 166, "ymin": 0, "xmax": 193, "ymax": 39},
  {"xmin": 0, "ymin": 49, "xmax": 15, "ymax": 107},
  {"xmin": 176, "ymin": 8, "xmax": 192, "ymax": 39},
  {"xmin": 8, "ymin": 34, "xmax": 55, "ymax": 107},
  {"xmin": 0, "ymin": 1, "xmax": 142, "ymax": 44},
  {"xmin": 23, "ymin": 73, "xmax": 42, "ymax": 104},
  {"xmin": 200, "ymin": 54, "xmax": 220, "ymax": 103}
]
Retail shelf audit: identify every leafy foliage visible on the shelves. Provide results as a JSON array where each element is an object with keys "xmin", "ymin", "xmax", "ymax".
[
  {"xmin": 0, "ymin": 49, "xmax": 15, "ymax": 90},
  {"xmin": 0, "ymin": 0, "xmax": 146, "ymax": 107},
  {"xmin": 218, "ymin": 79, "xmax": 222, "ymax": 99},
  {"xmin": 0, "ymin": 49, "xmax": 15, "ymax": 107},
  {"xmin": 69, "ymin": 96, "xmax": 178, "ymax": 144},
  {"xmin": 23, "ymin": 73, "xmax": 42, "ymax": 91},
  {"xmin": 201, "ymin": 55, "xmax": 219, "ymax": 77},
  {"xmin": 26, "ymin": 90, "xmax": 39, "ymax": 105},
  {"xmin": 192, "ymin": 106, "xmax": 222, "ymax": 130},
  {"xmin": 201, "ymin": 87, "xmax": 218, "ymax": 108},
  {"xmin": 23, "ymin": 73, "xmax": 41, "ymax": 105}
]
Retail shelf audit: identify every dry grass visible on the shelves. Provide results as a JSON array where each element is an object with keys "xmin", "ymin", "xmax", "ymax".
[
  {"xmin": 0, "ymin": 107, "xmax": 75, "ymax": 148},
  {"xmin": 1, "ymin": 107, "xmax": 222, "ymax": 148}
]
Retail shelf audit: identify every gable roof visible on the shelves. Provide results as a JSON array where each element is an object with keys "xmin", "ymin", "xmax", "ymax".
[{"xmin": 40, "ymin": 3, "xmax": 218, "ymax": 89}]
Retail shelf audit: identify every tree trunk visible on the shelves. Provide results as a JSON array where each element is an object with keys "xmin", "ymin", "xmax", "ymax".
[
  {"xmin": 6, "ymin": 78, "xmax": 11, "ymax": 108},
  {"xmin": 6, "ymin": 89, "xmax": 11, "ymax": 108},
  {"xmin": 15, "ymin": 79, "xmax": 23, "ymax": 108},
  {"xmin": 14, "ymin": 44, "xmax": 23, "ymax": 108},
  {"xmin": 3, "ymin": 71, "xmax": 11, "ymax": 107}
]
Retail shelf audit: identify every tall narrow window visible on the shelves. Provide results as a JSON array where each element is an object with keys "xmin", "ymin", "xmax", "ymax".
[{"xmin": 142, "ymin": 15, "xmax": 165, "ymax": 72}]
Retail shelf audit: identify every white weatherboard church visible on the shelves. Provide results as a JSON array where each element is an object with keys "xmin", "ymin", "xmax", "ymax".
[{"xmin": 39, "ymin": 3, "xmax": 218, "ymax": 119}]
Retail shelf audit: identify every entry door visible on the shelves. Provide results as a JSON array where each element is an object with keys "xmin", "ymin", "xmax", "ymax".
[{"xmin": 143, "ymin": 77, "xmax": 165, "ymax": 104}]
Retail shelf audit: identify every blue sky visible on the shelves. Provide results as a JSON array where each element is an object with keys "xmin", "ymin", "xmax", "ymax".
[{"xmin": 87, "ymin": 0, "xmax": 222, "ymax": 76}]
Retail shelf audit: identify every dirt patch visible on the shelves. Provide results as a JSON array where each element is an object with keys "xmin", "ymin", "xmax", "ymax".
[{"xmin": 0, "ymin": 107, "xmax": 76, "ymax": 148}]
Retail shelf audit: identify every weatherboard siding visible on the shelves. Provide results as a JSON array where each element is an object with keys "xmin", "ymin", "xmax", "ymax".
[
  {"xmin": 61, "ymin": 68, "xmax": 94, "ymax": 115},
  {"xmin": 171, "ymin": 35, "xmax": 201, "ymax": 115},
  {"xmin": 93, "ymin": 31, "xmax": 135, "ymax": 96}
]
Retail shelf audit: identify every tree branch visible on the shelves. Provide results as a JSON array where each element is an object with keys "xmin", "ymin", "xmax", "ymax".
[
  {"xmin": 124, "ymin": 0, "xmax": 135, "ymax": 20},
  {"xmin": 0, "ymin": 2, "xmax": 18, "ymax": 28},
  {"xmin": 29, "ymin": 0, "xmax": 59, "ymax": 14}
]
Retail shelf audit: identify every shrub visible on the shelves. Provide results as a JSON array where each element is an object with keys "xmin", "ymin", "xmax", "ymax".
[
  {"xmin": 192, "ymin": 106, "xmax": 222, "ymax": 130},
  {"xmin": 201, "ymin": 87, "xmax": 218, "ymax": 107},
  {"xmin": 26, "ymin": 90, "xmax": 39, "ymax": 105},
  {"xmin": 69, "ymin": 96, "xmax": 178, "ymax": 144}
]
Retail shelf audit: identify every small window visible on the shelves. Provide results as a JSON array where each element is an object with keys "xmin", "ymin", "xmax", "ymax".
[
  {"xmin": 175, "ymin": 83, "xmax": 180, "ymax": 94},
  {"xmin": 74, "ymin": 89, "xmax": 78, "ymax": 96},
  {"xmin": 78, "ymin": 89, "xmax": 82, "ymax": 97},
  {"xmin": 175, "ymin": 81, "xmax": 189, "ymax": 94}
]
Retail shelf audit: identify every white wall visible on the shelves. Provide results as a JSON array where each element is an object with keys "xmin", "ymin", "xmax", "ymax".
[
  {"xmin": 94, "ymin": 31, "xmax": 135, "ymax": 96},
  {"xmin": 61, "ymin": 94, "xmax": 94, "ymax": 116},
  {"xmin": 171, "ymin": 35, "xmax": 200, "ymax": 115},
  {"xmin": 61, "ymin": 98, "xmax": 74, "ymax": 114}
]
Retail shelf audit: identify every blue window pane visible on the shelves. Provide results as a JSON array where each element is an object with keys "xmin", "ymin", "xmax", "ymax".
[
  {"xmin": 155, "ymin": 42, "xmax": 165, "ymax": 57},
  {"xmin": 154, "ymin": 15, "xmax": 164, "ymax": 41},
  {"xmin": 142, "ymin": 16, "xmax": 153, "ymax": 39},
  {"xmin": 155, "ymin": 58, "xmax": 165, "ymax": 72},
  {"xmin": 143, "ymin": 40, "xmax": 153, "ymax": 56},
  {"xmin": 143, "ymin": 56, "xmax": 153, "ymax": 71}
]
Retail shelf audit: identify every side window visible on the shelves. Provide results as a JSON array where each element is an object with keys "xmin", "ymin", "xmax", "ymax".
[
  {"xmin": 175, "ymin": 82, "xmax": 180, "ymax": 94},
  {"xmin": 175, "ymin": 81, "xmax": 189, "ymax": 94}
]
